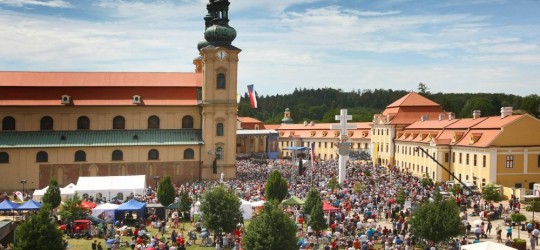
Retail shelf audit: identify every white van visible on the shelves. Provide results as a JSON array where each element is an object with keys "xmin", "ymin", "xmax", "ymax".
[{"xmin": 462, "ymin": 182, "xmax": 480, "ymax": 196}]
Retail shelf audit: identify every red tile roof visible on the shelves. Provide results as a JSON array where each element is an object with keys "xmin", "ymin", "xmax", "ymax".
[
  {"xmin": 0, "ymin": 86, "xmax": 199, "ymax": 106},
  {"xmin": 237, "ymin": 117, "xmax": 263, "ymax": 123},
  {"xmin": 386, "ymin": 92, "xmax": 441, "ymax": 108},
  {"xmin": 472, "ymin": 115, "xmax": 523, "ymax": 129},
  {"xmin": 406, "ymin": 119, "xmax": 459, "ymax": 130},
  {"xmin": 0, "ymin": 71, "xmax": 202, "ymax": 87}
]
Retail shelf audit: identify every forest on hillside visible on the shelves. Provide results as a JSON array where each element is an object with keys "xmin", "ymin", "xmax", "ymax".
[{"xmin": 238, "ymin": 85, "xmax": 540, "ymax": 124}]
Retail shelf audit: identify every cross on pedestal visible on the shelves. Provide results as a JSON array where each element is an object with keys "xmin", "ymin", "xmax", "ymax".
[{"xmin": 330, "ymin": 109, "xmax": 356, "ymax": 184}]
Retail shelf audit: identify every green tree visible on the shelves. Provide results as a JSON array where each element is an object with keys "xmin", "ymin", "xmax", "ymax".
[
  {"xmin": 264, "ymin": 170, "xmax": 288, "ymax": 202},
  {"xmin": 511, "ymin": 213, "xmax": 527, "ymax": 239},
  {"xmin": 14, "ymin": 204, "xmax": 64, "ymax": 250},
  {"xmin": 520, "ymin": 94, "xmax": 540, "ymax": 117},
  {"xmin": 42, "ymin": 179, "xmax": 61, "ymax": 209},
  {"xmin": 328, "ymin": 176, "xmax": 340, "ymax": 191},
  {"xmin": 157, "ymin": 176, "xmax": 176, "ymax": 207},
  {"xmin": 396, "ymin": 189, "xmax": 406, "ymax": 208},
  {"xmin": 421, "ymin": 174, "xmax": 433, "ymax": 188},
  {"xmin": 308, "ymin": 201, "xmax": 327, "ymax": 246},
  {"xmin": 525, "ymin": 200, "xmax": 540, "ymax": 222},
  {"xmin": 482, "ymin": 184, "xmax": 502, "ymax": 203},
  {"xmin": 200, "ymin": 185, "xmax": 242, "ymax": 236},
  {"xmin": 449, "ymin": 184, "xmax": 462, "ymax": 196},
  {"xmin": 58, "ymin": 192, "xmax": 88, "ymax": 223},
  {"xmin": 353, "ymin": 182, "xmax": 365, "ymax": 194},
  {"xmin": 178, "ymin": 192, "xmax": 192, "ymax": 212},
  {"xmin": 410, "ymin": 193, "xmax": 461, "ymax": 245},
  {"xmin": 242, "ymin": 202, "xmax": 297, "ymax": 250},
  {"xmin": 303, "ymin": 188, "xmax": 321, "ymax": 217},
  {"xmin": 418, "ymin": 82, "xmax": 429, "ymax": 95}
]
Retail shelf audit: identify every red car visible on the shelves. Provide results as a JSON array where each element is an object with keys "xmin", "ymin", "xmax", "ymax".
[{"xmin": 73, "ymin": 220, "xmax": 91, "ymax": 233}]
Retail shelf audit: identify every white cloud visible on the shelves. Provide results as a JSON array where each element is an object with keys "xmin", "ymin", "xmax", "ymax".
[{"xmin": 0, "ymin": 0, "xmax": 72, "ymax": 8}]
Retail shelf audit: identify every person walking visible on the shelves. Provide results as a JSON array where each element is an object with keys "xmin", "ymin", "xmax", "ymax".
[
  {"xmin": 486, "ymin": 221, "xmax": 492, "ymax": 236},
  {"xmin": 506, "ymin": 226, "xmax": 512, "ymax": 240}
]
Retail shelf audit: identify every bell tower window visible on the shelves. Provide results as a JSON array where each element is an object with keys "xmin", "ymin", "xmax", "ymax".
[{"xmin": 217, "ymin": 73, "xmax": 226, "ymax": 89}]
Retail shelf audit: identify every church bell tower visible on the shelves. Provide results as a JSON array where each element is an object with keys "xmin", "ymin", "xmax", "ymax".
[{"xmin": 196, "ymin": 0, "xmax": 240, "ymax": 180}]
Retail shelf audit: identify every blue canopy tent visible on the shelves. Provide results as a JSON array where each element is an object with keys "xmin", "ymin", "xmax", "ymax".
[
  {"xmin": 114, "ymin": 199, "xmax": 146, "ymax": 222},
  {"xmin": 15, "ymin": 200, "xmax": 42, "ymax": 210},
  {"xmin": 0, "ymin": 200, "xmax": 19, "ymax": 211}
]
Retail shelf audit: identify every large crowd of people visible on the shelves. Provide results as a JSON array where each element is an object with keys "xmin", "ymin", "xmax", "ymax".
[{"xmin": 126, "ymin": 157, "xmax": 538, "ymax": 250}]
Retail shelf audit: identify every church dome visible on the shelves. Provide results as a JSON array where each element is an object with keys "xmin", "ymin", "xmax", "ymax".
[
  {"xmin": 197, "ymin": 38, "xmax": 211, "ymax": 51},
  {"xmin": 204, "ymin": 24, "xmax": 237, "ymax": 46}
]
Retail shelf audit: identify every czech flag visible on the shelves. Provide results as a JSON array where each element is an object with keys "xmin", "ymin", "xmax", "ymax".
[{"xmin": 247, "ymin": 84, "xmax": 257, "ymax": 109}]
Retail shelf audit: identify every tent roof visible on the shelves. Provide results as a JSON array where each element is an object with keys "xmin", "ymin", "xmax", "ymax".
[
  {"xmin": 16, "ymin": 200, "xmax": 42, "ymax": 210},
  {"xmin": 322, "ymin": 200, "xmax": 339, "ymax": 212},
  {"xmin": 75, "ymin": 175, "xmax": 146, "ymax": 194},
  {"xmin": 0, "ymin": 200, "xmax": 20, "ymax": 210},
  {"xmin": 81, "ymin": 200, "xmax": 97, "ymax": 209},
  {"xmin": 116, "ymin": 199, "xmax": 146, "ymax": 211},
  {"xmin": 94, "ymin": 203, "xmax": 120, "ymax": 210},
  {"xmin": 461, "ymin": 242, "xmax": 516, "ymax": 250},
  {"xmin": 284, "ymin": 146, "xmax": 308, "ymax": 151},
  {"xmin": 282, "ymin": 196, "xmax": 305, "ymax": 205},
  {"xmin": 61, "ymin": 183, "xmax": 77, "ymax": 195}
]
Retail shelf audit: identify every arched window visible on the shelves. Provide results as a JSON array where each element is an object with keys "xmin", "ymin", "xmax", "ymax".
[
  {"xmin": 40, "ymin": 116, "xmax": 53, "ymax": 130},
  {"xmin": 217, "ymin": 73, "xmax": 226, "ymax": 89},
  {"xmin": 112, "ymin": 150, "xmax": 123, "ymax": 161},
  {"xmin": 216, "ymin": 147, "xmax": 223, "ymax": 160},
  {"xmin": 0, "ymin": 152, "xmax": 9, "ymax": 163},
  {"xmin": 216, "ymin": 123, "xmax": 224, "ymax": 136},
  {"xmin": 2, "ymin": 116, "xmax": 15, "ymax": 130},
  {"xmin": 184, "ymin": 148, "xmax": 195, "ymax": 159},
  {"xmin": 148, "ymin": 149, "xmax": 159, "ymax": 160},
  {"xmin": 36, "ymin": 151, "xmax": 48, "ymax": 163},
  {"xmin": 113, "ymin": 116, "xmax": 125, "ymax": 129},
  {"xmin": 182, "ymin": 115, "xmax": 194, "ymax": 129},
  {"xmin": 148, "ymin": 115, "xmax": 160, "ymax": 129},
  {"xmin": 74, "ymin": 150, "xmax": 86, "ymax": 162},
  {"xmin": 77, "ymin": 116, "xmax": 90, "ymax": 130}
]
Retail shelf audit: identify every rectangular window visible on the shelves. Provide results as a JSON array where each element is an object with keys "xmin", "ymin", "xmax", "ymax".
[
  {"xmin": 538, "ymin": 155, "xmax": 540, "ymax": 168},
  {"xmin": 466, "ymin": 154, "xmax": 469, "ymax": 165},
  {"xmin": 483, "ymin": 155, "xmax": 486, "ymax": 168},
  {"xmin": 506, "ymin": 155, "xmax": 514, "ymax": 168},
  {"xmin": 466, "ymin": 175, "xmax": 468, "ymax": 180},
  {"xmin": 459, "ymin": 174, "xmax": 462, "ymax": 181},
  {"xmin": 452, "ymin": 152, "xmax": 455, "ymax": 163},
  {"xmin": 445, "ymin": 153, "xmax": 449, "ymax": 163},
  {"xmin": 473, "ymin": 155, "xmax": 477, "ymax": 166},
  {"xmin": 459, "ymin": 153, "xmax": 462, "ymax": 164},
  {"xmin": 515, "ymin": 183, "xmax": 522, "ymax": 188},
  {"xmin": 318, "ymin": 142, "xmax": 321, "ymax": 147},
  {"xmin": 324, "ymin": 142, "xmax": 327, "ymax": 148}
]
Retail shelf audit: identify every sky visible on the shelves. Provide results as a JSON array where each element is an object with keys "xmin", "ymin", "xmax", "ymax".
[{"xmin": 0, "ymin": 0, "xmax": 539, "ymax": 96}]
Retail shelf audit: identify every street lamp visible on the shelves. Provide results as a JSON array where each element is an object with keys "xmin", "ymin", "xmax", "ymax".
[
  {"xmin": 20, "ymin": 180, "xmax": 27, "ymax": 198},
  {"xmin": 153, "ymin": 176, "xmax": 160, "ymax": 191}
]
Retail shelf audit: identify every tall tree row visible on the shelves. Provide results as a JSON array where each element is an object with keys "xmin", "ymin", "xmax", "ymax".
[{"xmin": 238, "ymin": 87, "xmax": 537, "ymax": 124}]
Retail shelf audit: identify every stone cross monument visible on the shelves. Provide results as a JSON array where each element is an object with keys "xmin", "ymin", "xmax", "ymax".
[{"xmin": 330, "ymin": 109, "xmax": 356, "ymax": 184}]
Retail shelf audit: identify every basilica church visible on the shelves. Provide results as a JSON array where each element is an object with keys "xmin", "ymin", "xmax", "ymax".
[{"xmin": 0, "ymin": 0, "xmax": 239, "ymax": 192}]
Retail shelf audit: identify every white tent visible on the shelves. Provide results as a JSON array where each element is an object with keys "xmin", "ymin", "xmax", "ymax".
[
  {"xmin": 461, "ymin": 242, "xmax": 516, "ymax": 250},
  {"xmin": 75, "ymin": 175, "xmax": 146, "ymax": 200},
  {"xmin": 32, "ymin": 186, "xmax": 48, "ymax": 201},
  {"xmin": 60, "ymin": 183, "xmax": 77, "ymax": 199},
  {"xmin": 91, "ymin": 203, "xmax": 120, "ymax": 220},
  {"xmin": 251, "ymin": 200, "xmax": 265, "ymax": 208},
  {"xmin": 32, "ymin": 183, "xmax": 78, "ymax": 202},
  {"xmin": 239, "ymin": 199, "xmax": 253, "ymax": 220}
]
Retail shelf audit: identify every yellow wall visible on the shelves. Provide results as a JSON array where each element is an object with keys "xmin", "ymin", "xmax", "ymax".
[
  {"xmin": 0, "ymin": 106, "xmax": 200, "ymax": 131},
  {"xmin": 491, "ymin": 115, "xmax": 540, "ymax": 146}
]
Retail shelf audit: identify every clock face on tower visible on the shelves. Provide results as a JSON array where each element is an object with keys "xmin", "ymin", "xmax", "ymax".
[{"xmin": 216, "ymin": 50, "xmax": 228, "ymax": 60}]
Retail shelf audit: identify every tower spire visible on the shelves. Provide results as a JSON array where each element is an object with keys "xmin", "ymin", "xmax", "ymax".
[{"xmin": 197, "ymin": 0, "xmax": 237, "ymax": 51}]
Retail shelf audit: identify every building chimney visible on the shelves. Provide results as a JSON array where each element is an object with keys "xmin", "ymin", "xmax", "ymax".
[
  {"xmin": 421, "ymin": 115, "xmax": 429, "ymax": 122},
  {"xmin": 304, "ymin": 120, "xmax": 308, "ymax": 126},
  {"xmin": 448, "ymin": 112, "xmax": 455, "ymax": 121},
  {"xmin": 438, "ymin": 113, "xmax": 445, "ymax": 121},
  {"xmin": 310, "ymin": 121, "xmax": 315, "ymax": 126},
  {"xmin": 472, "ymin": 110, "xmax": 481, "ymax": 119},
  {"xmin": 501, "ymin": 107, "xmax": 513, "ymax": 118}
]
